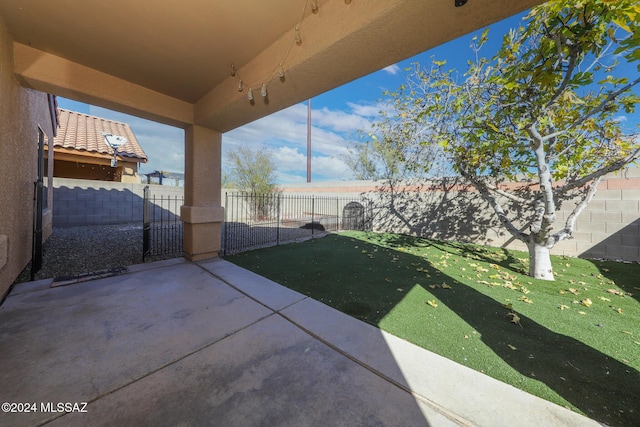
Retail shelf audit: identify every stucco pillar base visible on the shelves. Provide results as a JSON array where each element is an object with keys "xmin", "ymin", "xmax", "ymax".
[{"xmin": 181, "ymin": 205, "xmax": 224, "ymax": 261}]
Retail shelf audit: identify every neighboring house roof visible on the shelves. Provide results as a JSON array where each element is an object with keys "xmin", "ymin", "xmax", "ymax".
[
  {"xmin": 145, "ymin": 170, "xmax": 185, "ymax": 180},
  {"xmin": 54, "ymin": 109, "xmax": 148, "ymax": 162}
]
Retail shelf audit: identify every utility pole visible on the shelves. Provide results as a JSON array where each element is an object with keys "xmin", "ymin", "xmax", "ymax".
[{"xmin": 307, "ymin": 99, "xmax": 311, "ymax": 183}]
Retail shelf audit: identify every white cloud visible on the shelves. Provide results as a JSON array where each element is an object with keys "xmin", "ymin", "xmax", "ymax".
[
  {"xmin": 88, "ymin": 99, "xmax": 376, "ymax": 183},
  {"xmin": 346, "ymin": 101, "xmax": 390, "ymax": 118},
  {"xmin": 382, "ymin": 64, "xmax": 401, "ymax": 75},
  {"xmin": 313, "ymin": 107, "xmax": 373, "ymax": 134},
  {"xmin": 312, "ymin": 155, "xmax": 351, "ymax": 180},
  {"xmin": 269, "ymin": 146, "xmax": 351, "ymax": 184},
  {"xmin": 223, "ymin": 104, "xmax": 371, "ymax": 166}
]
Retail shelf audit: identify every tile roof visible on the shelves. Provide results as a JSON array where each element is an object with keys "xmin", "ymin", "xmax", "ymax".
[{"xmin": 54, "ymin": 109, "xmax": 148, "ymax": 162}]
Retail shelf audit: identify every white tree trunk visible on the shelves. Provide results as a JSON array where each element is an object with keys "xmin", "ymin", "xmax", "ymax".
[{"xmin": 528, "ymin": 242, "xmax": 555, "ymax": 281}]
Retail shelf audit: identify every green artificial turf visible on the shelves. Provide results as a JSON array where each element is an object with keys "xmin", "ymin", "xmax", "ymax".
[{"xmin": 226, "ymin": 231, "xmax": 640, "ymax": 426}]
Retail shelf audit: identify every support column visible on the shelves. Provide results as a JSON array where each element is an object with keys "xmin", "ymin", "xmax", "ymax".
[{"xmin": 181, "ymin": 125, "xmax": 224, "ymax": 261}]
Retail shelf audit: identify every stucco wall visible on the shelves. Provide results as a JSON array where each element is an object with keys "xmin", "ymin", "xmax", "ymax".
[
  {"xmin": 0, "ymin": 17, "xmax": 56, "ymax": 296},
  {"xmin": 279, "ymin": 169, "xmax": 640, "ymax": 263}
]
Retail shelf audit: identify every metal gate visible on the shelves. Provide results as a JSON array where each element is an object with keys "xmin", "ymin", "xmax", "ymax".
[
  {"xmin": 222, "ymin": 192, "xmax": 371, "ymax": 255},
  {"xmin": 143, "ymin": 186, "xmax": 184, "ymax": 261},
  {"xmin": 31, "ymin": 128, "xmax": 46, "ymax": 280}
]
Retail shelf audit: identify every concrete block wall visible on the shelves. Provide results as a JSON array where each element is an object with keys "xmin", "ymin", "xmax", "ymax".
[
  {"xmin": 279, "ymin": 168, "xmax": 640, "ymax": 263},
  {"xmin": 53, "ymin": 178, "xmax": 184, "ymax": 227}
]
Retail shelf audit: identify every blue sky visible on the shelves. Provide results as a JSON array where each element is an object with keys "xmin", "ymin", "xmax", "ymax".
[{"xmin": 57, "ymin": 9, "xmax": 639, "ymax": 184}]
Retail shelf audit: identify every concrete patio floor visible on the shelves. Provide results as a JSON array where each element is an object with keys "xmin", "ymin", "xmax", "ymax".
[{"xmin": 0, "ymin": 258, "xmax": 598, "ymax": 426}]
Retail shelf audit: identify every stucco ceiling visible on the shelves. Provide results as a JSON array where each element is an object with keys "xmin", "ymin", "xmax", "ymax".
[
  {"xmin": 1, "ymin": 0, "xmax": 305, "ymax": 103},
  {"xmin": 0, "ymin": 0, "xmax": 544, "ymax": 131}
]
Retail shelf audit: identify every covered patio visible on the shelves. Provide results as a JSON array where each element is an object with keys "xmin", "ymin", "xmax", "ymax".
[
  {"xmin": 0, "ymin": 258, "xmax": 597, "ymax": 426},
  {"xmin": 0, "ymin": 0, "xmax": 601, "ymax": 425}
]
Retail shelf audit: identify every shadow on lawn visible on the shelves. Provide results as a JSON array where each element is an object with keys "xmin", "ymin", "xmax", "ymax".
[
  {"xmin": 374, "ymin": 236, "xmax": 639, "ymax": 426},
  {"xmin": 380, "ymin": 240, "xmax": 639, "ymax": 426},
  {"xmin": 428, "ymin": 277, "xmax": 639, "ymax": 426},
  {"xmin": 231, "ymin": 234, "xmax": 639, "ymax": 426},
  {"xmin": 593, "ymin": 259, "xmax": 640, "ymax": 308},
  {"xmin": 373, "ymin": 233, "xmax": 530, "ymax": 274}
]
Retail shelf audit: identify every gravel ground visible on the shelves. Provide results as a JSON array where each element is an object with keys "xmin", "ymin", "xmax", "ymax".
[
  {"xmin": 14, "ymin": 224, "xmax": 145, "ymax": 284},
  {"xmin": 14, "ymin": 222, "xmax": 330, "ymax": 284}
]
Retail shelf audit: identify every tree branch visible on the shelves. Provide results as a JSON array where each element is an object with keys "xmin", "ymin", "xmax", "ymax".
[
  {"xmin": 544, "ymin": 43, "xmax": 579, "ymax": 111},
  {"xmin": 557, "ymin": 144, "xmax": 640, "ymax": 195},
  {"xmin": 484, "ymin": 182, "xmax": 530, "ymax": 204},
  {"xmin": 554, "ymin": 176, "xmax": 603, "ymax": 243},
  {"xmin": 542, "ymin": 76, "xmax": 640, "ymax": 142}
]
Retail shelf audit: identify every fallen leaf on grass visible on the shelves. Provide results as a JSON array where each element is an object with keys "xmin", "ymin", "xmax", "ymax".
[
  {"xmin": 581, "ymin": 298, "xmax": 593, "ymax": 308},
  {"xmin": 606, "ymin": 289, "xmax": 623, "ymax": 295},
  {"xmin": 506, "ymin": 312, "xmax": 522, "ymax": 327},
  {"xmin": 507, "ymin": 344, "xmax": 517, "ymax": 350},
  {"xmin": 598, "ymin": 296, "xmax": 611, "ymax": 302},
  {"xmin": 559, "ymin": 304, "xmax": 570, "ymax": 310},
  {"xmin": 568, "ymin": 288, "xmax": 580, "ymax": 295},
  {"xmin": 426, "ymin": 299, "xmax": 438, "ymax": 308},
  {"xmin": 578, "ymin": 311, "xmax": 587, "ymax": 315},
  {"xmin": 518, "ymin": 296, "xmax": 533, "ymax": 304},
  {"xmin": 502, "ymin": 302, "xmax": 513, "ymax": 310}
]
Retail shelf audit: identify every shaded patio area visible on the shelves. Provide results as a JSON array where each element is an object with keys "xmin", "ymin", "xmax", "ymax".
[{"xmin": 0, "ymin": 258, "xmax": 597, "ymax": 426}]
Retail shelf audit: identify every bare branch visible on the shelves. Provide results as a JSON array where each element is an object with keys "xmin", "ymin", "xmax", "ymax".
[
  {"xmin": 554, "ymin": 176, "xmax": 603, "ymax": 243},
  {"xmin": 484, "ymin": 182, "xmax": 530, "ymax": 204}
]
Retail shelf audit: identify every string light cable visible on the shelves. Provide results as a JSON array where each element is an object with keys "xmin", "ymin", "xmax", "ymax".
[{"xmin": 229, "ymin": 0, "xmax": 353, "ymax": 102}]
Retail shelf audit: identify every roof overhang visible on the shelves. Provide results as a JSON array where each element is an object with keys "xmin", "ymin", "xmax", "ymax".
[
  {"xmin": 1, "ymin": 0, "xmax": 544, "ymax": 132},
  {"xmin": 48, "ymin": 146, "xmax": 147, "ymax": 165}
]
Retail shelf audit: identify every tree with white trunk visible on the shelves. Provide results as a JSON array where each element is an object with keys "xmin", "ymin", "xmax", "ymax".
[{"xmin": 374, "ymin": 0, "xmax": 640, "ymax": 280}]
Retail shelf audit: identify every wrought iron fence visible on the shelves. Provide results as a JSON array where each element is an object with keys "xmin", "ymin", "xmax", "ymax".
[
  {"xmin": 222, "ymin": 192, "xmax": 371, "ymax": 255},
  {"xmin": 143, "ymin": 186, "xmax": 184, "ymax": 261}
]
